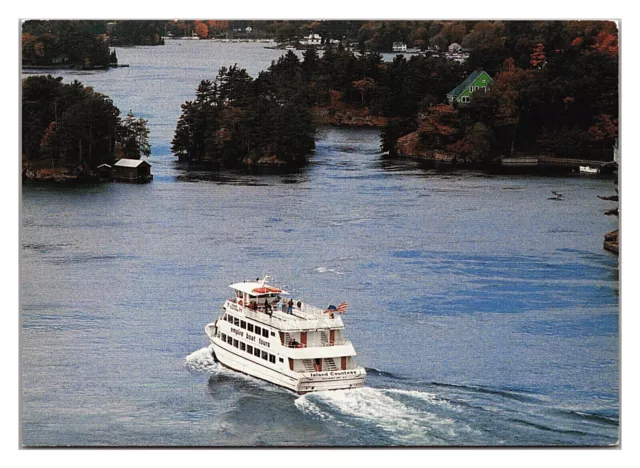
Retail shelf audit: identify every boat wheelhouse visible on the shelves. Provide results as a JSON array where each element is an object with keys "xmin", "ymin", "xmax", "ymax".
[{"xmin": 205, "ymin": 276, "xmax": 366, "ymax": 393}]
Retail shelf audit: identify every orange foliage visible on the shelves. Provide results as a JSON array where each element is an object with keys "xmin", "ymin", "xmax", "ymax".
[
  {"xmin": 329, "ymin": 90, "xmax": 344, "ymax": 108},
  {"xmin": 446, "ymin": 139, "xmax": 472, "ymax": 156},
  {"xmin": 40, "ymin": 121, "xmax": 56, "ymax": 149},
  {"xmin": 593, "ymin": 31, "xmax": 618, "ymax": 56},
  {"xmin": 34, "ymin": 42, "xmax": 45, "ymax": 57},
  {"xmin": 529, "ymin": 43, "xmax": 546, "ymax": 69},
  {"xmin": 195, "ymin": 22, "xmax": 209, "ymax": 39},
  {"xmin": 588, "ymin": 114, "xmax": 618, "ymax": 142},
  {"xmin": 417, "ymin": 104, "xmax": 460, "ymax": 145},
  {"xmin": 492, "ymin": 58, "xmax": 535, "ymax": 127}
]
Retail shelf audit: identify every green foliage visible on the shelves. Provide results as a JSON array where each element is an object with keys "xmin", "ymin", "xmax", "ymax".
[
  {"xmin": 172, "ymin": 63, "xmax": 316, "ymax": 167},
  {"xmin": 537, "ymin": 126, "xmax": 589, "ymax": 157},
  {"xmin": 107, "ymin": 20, "xmax": 164, "ymax": 46},
  {"xmin": 22, "ymin": 75, "xmax": 150, "ymax": 169},
  {"xmin": 22, "ymin": 20, "xmax": 111, "ymax": 68},
  {"xmin": 119, "ymin": 112, "xmax": 151, "ymax": 159}
]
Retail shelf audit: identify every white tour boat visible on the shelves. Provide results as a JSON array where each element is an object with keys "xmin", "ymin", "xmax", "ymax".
[{"xmin": 205, "ymin": 276, "xmax": 366, "ymax": 393}]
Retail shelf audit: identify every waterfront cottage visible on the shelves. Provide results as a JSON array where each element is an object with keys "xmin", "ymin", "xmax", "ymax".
[
  {"xmin": 113, "ymin": 158, "xmax": 153, "ymax": 183},
  {"xmin": 446, "ymin": 70, "xmax": 494, "ymax": 106}
]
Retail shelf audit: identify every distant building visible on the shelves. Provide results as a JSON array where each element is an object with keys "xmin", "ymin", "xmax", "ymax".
[
  {"xmin": 446, "ymin": 70, "xmax": 494, "ymax": 106},
  {"xmin": 245, "ymin": 26, "xmax": 252, "ymax": 33},
  {"xmin": 392, "ymin": 42, "xmax": 407, "ymax": 52},
  {"xmin": 301, "ymin": 33, "xmax": 322, "ymax": 46},
  {"xmin": 448, "ymin": 42, "xmax": 462, "ymax": 53},
  {"xmin": 113, "ymin": 158, "xmax": 153, "ymax": 183}
]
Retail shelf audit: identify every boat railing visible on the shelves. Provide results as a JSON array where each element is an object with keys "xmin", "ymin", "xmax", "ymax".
[
  {"xmin": 284, "ymin": 339, "xmax": 351, "ymax": 349},
  {"xmin": 225, "ymin": 300, "xmax": 343, "ymax": 330}
]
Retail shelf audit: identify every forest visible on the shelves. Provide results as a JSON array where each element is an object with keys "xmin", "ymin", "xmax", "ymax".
[
  {"xmin": 174, "ymin": 20, "xmax": 618, "ymax": 166},
  {"xmin": 21, "ymin": 20, "xmax": 619, "ymax": 170}
]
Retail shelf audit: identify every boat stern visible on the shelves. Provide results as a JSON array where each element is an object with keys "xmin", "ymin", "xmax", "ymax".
[{"xmin": 296, "ymin": 367, "xmax": 366, "ymax": 393}]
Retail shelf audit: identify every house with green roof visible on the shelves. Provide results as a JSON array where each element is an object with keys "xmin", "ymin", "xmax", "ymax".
[{"xmin": 446, "ymin": 70, "xmax": 493, "ymax": 106}]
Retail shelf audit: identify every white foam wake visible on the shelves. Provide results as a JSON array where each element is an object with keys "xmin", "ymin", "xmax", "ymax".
[
  {"xmin": 185, "ymin": 346, "xmax": 220, "ymax": 373},
  {"xmin": 295, "ymin": 387, "xmax": 456, "ymax": 444},
  {"xmin": 383, "ymin": 388, "xmax": 461, "ymax": 412}
]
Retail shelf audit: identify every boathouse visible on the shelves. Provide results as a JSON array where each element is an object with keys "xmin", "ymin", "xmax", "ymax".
[{"xmin": 113, "ymin": 158, "xmax": 152, "ymax": 183}]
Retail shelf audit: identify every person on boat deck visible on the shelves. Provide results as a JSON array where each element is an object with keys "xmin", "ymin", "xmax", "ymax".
[
  {"xmin": 290, "ymin": 338, "xmax": 299, "ymax": 348},
  {"xmin": 287, "ymin": 299, "xmax": 294, "ymax": 314},
  {"xmin": 297, "ymin": 300, "xmax": 302, "ymax": 309},
  {"xmin": 249, "ymin": 301, "xmax": 257, "ymax": 311},
  {"xmin": 264, "ymin": 300, "xmax": 272, "ymax": 316}
]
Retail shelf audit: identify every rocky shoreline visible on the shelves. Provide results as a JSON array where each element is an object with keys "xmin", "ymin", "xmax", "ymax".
[
  {"xmin": 22, "ymin": 162, "xmax": 98, "ymax": 184},
  {"xmin": 604, "ymin": 229, "xmax": 619, "ymax": 254},
  {"xmin": 311, "ymin": 107, "xmax": 387, "ymax": 128}
]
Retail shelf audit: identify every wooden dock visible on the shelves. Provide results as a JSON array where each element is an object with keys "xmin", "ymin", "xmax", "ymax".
[{"xmin": 501, "ymin": 156, "xmax": 615, "ymax": 170}]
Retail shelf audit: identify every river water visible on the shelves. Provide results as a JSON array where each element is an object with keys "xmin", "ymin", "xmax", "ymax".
[{"xmin": 21, "ymin": 40, "xmax": 619, "ymax": 446}]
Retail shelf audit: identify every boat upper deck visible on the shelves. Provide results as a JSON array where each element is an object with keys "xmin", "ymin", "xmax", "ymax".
[{"xmin": 225, "ymin": 279, "xmax": 345, "ymax": 331}]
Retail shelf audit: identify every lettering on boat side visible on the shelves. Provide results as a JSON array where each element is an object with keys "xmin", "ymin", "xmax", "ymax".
[
  {"xmin": 259, "ymin": 338, "xmax": 270, "ymax": 348},
  {"xmin": 309, "ymin": 370, "xmax": 358, "ymax": 378},
  {"xmin": 230, "ymin": 327, "xmax": 244, "ymax": 337}
]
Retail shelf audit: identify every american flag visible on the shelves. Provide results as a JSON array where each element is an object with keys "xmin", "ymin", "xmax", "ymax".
[{"xmin": 335, "ymin": 302, "xmax": 348, "ymax": 314}]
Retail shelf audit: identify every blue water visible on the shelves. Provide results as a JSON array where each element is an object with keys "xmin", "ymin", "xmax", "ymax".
[{"xmin": 21, "ymin": 40, "xmax": 619, "ymax": 446}]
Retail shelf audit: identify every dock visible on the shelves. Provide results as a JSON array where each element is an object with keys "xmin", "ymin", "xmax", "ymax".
[{"xmin": 501, "ymin": 156, "xmax": 616, "ymax": 172}]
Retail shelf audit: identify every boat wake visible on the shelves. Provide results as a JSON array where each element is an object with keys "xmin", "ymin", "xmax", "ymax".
[
  {"xmin": 185, "ymin": 346, "xmax": 220, "ymax": 373},
  {"xmin": 294, "ymin": 387, "xmax": 474, "ymax": 444}
]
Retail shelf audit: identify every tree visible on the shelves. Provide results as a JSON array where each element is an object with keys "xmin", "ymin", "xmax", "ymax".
[
  {"xmin": 416, "ymin": 104, "xmax": 462, "ymax": 149},
  {"xmin": 172, "ymin": 63, "xmax": 316, "ymax": 168},
  {"xmin": 118, "ymin": 111, "xmax": 151, "ymax": 159},
  {"xmin": 537, "ymin": 126, "xmax": 589, "ymax": 157},
  {"xmin": 195, "ymin": 22, "xmax": 209, "ymax": 39}
]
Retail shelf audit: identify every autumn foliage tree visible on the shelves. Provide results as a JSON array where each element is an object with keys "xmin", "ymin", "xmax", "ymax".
[{"xmin": 195, "ymin": 21, "xmax": 209, "ymax": 39}]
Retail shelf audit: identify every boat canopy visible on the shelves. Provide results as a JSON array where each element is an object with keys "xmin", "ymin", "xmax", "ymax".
[{"xmin": 229, "ymin": 281, "xmax": 289, "ymax": 296}]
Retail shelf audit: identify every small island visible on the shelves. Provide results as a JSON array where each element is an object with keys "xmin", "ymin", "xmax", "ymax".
[{"xmin": 22, "ymin": 75, "xmax": 150, "ymax": 182}]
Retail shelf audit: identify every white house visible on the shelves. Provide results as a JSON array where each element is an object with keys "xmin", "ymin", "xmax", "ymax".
[
  {"xmin": 301, "ymin": 33, "xmax": 322, "ymax": 46},
  {"xmin": 392, "ymin": 42, "xmax": 407, "ymax": 52}
]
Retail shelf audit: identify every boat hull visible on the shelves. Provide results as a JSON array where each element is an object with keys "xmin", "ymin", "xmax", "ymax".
[{"xmin": 209, "ymin": 333, "xmax": 366, "ymax": 394}]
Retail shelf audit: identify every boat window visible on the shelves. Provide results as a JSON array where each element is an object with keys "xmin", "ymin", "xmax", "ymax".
[
  {"xmin": 220, "ymin": 333, "xmax": 226, "ymax": 341},
  {"xmin": 227, "ymin": 336, "xmax": 232, "ymax": 344},
  {"xmin": 255, "ymin": 326, "xmax": 262, "ymax": 335},
  {"xmin": 269, "ymin": 354, "xmax": 276, "ymax": 364},
  {"xmin": 247, "ymin": 323, "xmax": 254, "ymax": 333},
  {"xmin": 261, "ymin": 351, "xmax": 268, "ymax": 360},
  {"xmin": 279, "ymin": 357, "xmax": 284, "ymax": 363},
  {"xmin": 239, "ymin": 342, "xmax": 246, "ymax": 351},
  {"xmin": 247, "ymin": 345, "xmax": 253, "ymax": 354},
  {"xmin": 271, "ymin": 331, "xmax": 275, "ymax": 337},
  {"xmin": 240, "ymin": 320, "xmax": 246, "ymax": 329},
  {"xmin": 254, "ymin": 348, "xmax": 260, "ymax": 357},
  {"xmin": 233, "ymin": 339, "xmax": 238, "ymax": 348},
  {"xmin": 233, "ymin": 317, "xmax": 239, "ymax": 326},
  {"xmin": 262, "ymin": 329, "xmax": 269, "ymax": 338}
]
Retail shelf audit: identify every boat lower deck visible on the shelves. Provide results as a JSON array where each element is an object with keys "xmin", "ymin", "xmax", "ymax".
[{"xmin": 211, "ymin": 336, "xmax": 366, "ymax": 394}]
